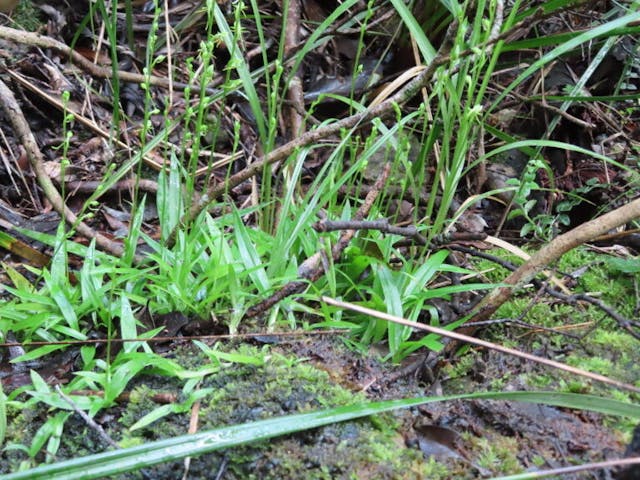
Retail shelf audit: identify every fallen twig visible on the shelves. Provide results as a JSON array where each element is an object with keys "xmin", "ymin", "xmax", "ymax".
[
  {"xmin": 455, "ymin": 198, "xmax": 640, "ymax": 341},
  {"xmin": 65, "ymin": 178, "xmax": 159, "ymax": 196},
  {"xmin": 243, "ymin": 163, "xmax": 392, "ymax": 319},
  {"xmin": 0, "ymin": 25, "xmax": 213, "ymax": 94},
  {"xmin": 55, "ymin": 385, "xmax": 120, "ymax": 449},
  {"xmin": 0, "ymin": 78, "xmax": 129, "ymax": 259},
  {"xmin": 321, "ymin": 296, "xmax": 640, "ymax": 393},
  {"xmin": 284, "ymin": 0, "xmax": 305, "ymax": 141}
]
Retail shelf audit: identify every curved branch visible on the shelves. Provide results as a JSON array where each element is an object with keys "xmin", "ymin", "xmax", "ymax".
[
  {"xmin": 0, "ymin": 78, "xmax": 128, "ymax": 259},
  {"xmin": 459, "ymin": 197, "xmax": 640, "ymax": 336}
]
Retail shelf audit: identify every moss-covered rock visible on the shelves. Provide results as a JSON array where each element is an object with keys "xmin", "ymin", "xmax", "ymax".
[{"xmin": 1, "ymin": 344, "xmax": 433, "ymax": 479}]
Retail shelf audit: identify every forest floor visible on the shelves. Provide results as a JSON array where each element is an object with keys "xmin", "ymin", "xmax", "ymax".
[{"xmin": 0, "ymin": 1, "xmax": 639, "ymax": 478}]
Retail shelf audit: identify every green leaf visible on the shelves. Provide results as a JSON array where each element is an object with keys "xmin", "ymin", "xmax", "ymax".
[
  {"xmin": 388, "ymin": 0, "xmax": 437, "ymax": 62},
  {"xmin": 607, "ymin": 257, "xmax": 640, "ymax": 274},
  {"xmin": 29, "ymin": 371, "xmax": 51, "ymax": 396},
  {"xmin": 157, "ymin": 153, "xmax": 183, "ymax": 242},
  {"xmin": 403, "ymin": 250, "xmax": 449, "ymax": 295},
  {"xmin": 5, "ymin": 392, "xmax": 637, "ymax": 480},
  {"xmin": 129, "ymin": 404, "xmax": 176, "ymax": 431},
  {"xmin": 120, "ymin": 295, "xmax": 140, "ymax": 354},
  {"xmin": 1, "ymin": 262, "xmax": 35, "ymax": 292},
  {"xmin": 28, "ymin": 412, "xmax": 70, "ymax": 459},
  {"xmin": 377, "ymin": 265, "xmax": 406, "ymax": 357},
  {"xmin": 232, "ymin": 208, "xmax": 270, "ymax": 293},
  {"xmin": 195, "ymin": 341, "xmax": 265, "ymax": 366},
  {"xmin": 0, "ymin": 382, "xmax": 6, "ymax": 448},
  {"xmin": 12, "ymin": 344, "xmax": 67, "ymax": 363}
]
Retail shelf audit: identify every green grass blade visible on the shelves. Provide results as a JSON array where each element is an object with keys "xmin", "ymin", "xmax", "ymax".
[
  {"xmin": 490, "ymin": 10, "xmax": 640, "ymax": 110},
  {"xmin": 482, "ymin": 139, "xmax": 633, "ymax": 173},
  {"xmin": 388, "ymin": 0, "xmax": 437, "ymax": 62},
  {"xmin": 0, "ymin": 382, "xmax": 5, "ymax": 448},
  {"xmin": 5, "ymin": 391, "xmax": 637, "ymax": 479},
  {"xmin": 212, "ymin": 3, "xmax": 267, "ymax": 144}
]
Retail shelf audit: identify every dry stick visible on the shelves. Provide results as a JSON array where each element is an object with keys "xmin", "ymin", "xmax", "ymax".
[
  {"xmin": 571, "ymin": 293, "xmax": 640, "ymax": 339},
  {"xmin": 314, "ymin": 218, "xmax": 429, "ymax": 245},
  {"xmin": 244, "ymin": 163, "xmax": 392, "ymax": 319},
  {"xmin": 458, "ymin": 197, "xmax": 640, "ymax": 338},
  {"xmin": 69, "ymin": 389, "xmax": 178, "ymax": 404},
  {"xmin": 0, "ymin": 78, "xmax": 127, "ymax": 259},
  {"xmin": 167, "ymin": 22, "xmax": 459, "ymax": 248},
  {"xmin": 494, "ymin": 458, "xmax": 640, "ymax": 480},
  {"xmin": 281, "ymin": 0, "xmax": 305, "ymax": 202},
  {"xmin": 55, "ymin": 385, "xmax": 120, "ymax": 449},
  {"xmin": 320, "ymin": 296, "xmax": 640, "ymax": 393},
  {"xmin": 183, "ymin": 396, "xmax": 202, "ymax": 480},
  {"xmin": 511, "ymin": 89, "xmax": 595, "ymax": 129},
  {"xmin": 0, "ymin": 25, "xmax": 204, "ymax": 93},
  {"xmin": 65, "ymin": 178, "xmax": 159, "ymax": 195},
  {"xmin": 284, "ymin": 0, "xmax": 305, "ymax": 140}
]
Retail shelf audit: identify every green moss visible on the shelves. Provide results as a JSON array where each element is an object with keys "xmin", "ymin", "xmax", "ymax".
[
  {"xmin": 417, "ymin": 457, "xmax": 451, "ymax": 479},
  {"xmin": 564, "ymin": 329, "xmax": 640, "ymax": 389},
  {"xmin": 531, "ymin": 455, "xmax": 545, "ymax": 467},
  {"xmin": 567, "ymin": 356, "xmax": 613, "ymax": 375},
  {"xmin": 589, "ymin": 330, "xmax": 638, "ymax": 357},
  {"xmin": 3, "ymin": 407, "xmax": 31, "ymax": 446},
  {"xmin": 9, "ymin": 1, "xmax": 42, "ymax": 31},
  {"xmin": 523, "ymin": 372, "xmax": 554, "ymax": 389},
  {"xmin": 473, "ymin": 436, "xmax": 522, "ymax": 475},
  {"xmin": 441, "ymin": 353, "xmax": 475, "ymax": 380},
  {"xmin": 1, "ymin": 344, "xmax": 441, "ymax": 479}
]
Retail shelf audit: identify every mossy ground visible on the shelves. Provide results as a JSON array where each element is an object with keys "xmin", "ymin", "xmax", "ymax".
[
  {"xmin": 1, "ymin": 344, "xmax": 435, "ymax": 479},
  {"xmin": 470, "ymin": 246, "xmax": 636, "ymax": 344},
  {"xmin": 460, "ymin": 246, "xmax": 640, "ymax": 435}
]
